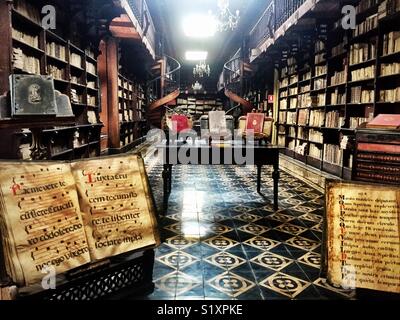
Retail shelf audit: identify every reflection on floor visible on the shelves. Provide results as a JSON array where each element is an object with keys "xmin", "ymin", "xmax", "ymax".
[{"xmin": 145, "ymin": 159, "xmax": 355, "ymax": 300}]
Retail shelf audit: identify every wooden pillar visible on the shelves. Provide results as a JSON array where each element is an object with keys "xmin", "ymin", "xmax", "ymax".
[
  {"xmin": 240, "ymin": 60, "xmax": 245, "ymax": 98},
  {"xmin": 98, "ymin": 39, "xmax": 109, "ymax": 152},
  {"xmin": 160, "ymin": 56, "xmax": 166, "ymax": 98},
  {"xmin": 98, "ymin": 37, "xmax": 120, "ymax": 150},
  {"xmin": 0, "ymin": 1, "xmax": 12, "ymax": 94},
  {"xmin": 272, "ymin": 67, "xmax": 279, "ymax": 145},
  {"xmin": 0, "ymin": 2, "xmax": 20, "ymax": 159},
  {"xmin": 107, "ymin": 38, "xmax": 120, "ymax": 149}
]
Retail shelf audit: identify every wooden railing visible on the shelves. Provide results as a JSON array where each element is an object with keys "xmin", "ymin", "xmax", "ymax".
[
  {"xmin": 220, "ymin": 49, "xmax": 254, "ymax": 115},
  {"xmin": 248, "ymin": 1, "xmax": 275, "ymax": 52},
  {"xmin": 148, "ymin": 55, "xmax": 181, "ymax": 111},
  {"xmin": 275, "ymin": 0, "xmax": 307, "ymax": 28},
  {"xmin": 121, "ymin": 0, "xmax": 156, "ymax": 58}
]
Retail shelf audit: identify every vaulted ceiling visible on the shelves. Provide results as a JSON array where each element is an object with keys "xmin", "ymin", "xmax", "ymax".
[{"xmin": 147, "ymin": 0, "xmax": 268, "ymax": 93}]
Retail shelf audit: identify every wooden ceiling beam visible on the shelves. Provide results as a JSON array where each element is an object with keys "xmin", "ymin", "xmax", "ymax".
[
  {"xmin": 110, "ymin": 14, "xmax": 133, "ymax": 27},
  {"xmin": 109, "ymin": 14, "xmax": 141, "ymax": 40}
]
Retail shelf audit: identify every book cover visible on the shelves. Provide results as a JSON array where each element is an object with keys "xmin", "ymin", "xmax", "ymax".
[
  {"xmin": 170, "ymin": 114, "xmax": 190, "ymax": 133},
  {"xmin": 366, "ymin": 114, "xmax": 400, "ymax": 129},
  {"xmin": 358, "ymin": 142, "xmax": 400, "ymax": 153},
  {"xmin": 246, "ymin": 113, "xmax": 265, "ymax": 134}
]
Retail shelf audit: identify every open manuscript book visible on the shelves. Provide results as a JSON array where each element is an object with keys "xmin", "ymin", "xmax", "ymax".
[
  {"xmin": 0, "ymin": 154, "xmax": 160, "ymax": 287},
  {"xmin": 325, "ymin": 181, "xmax": 399, "ymax": 293}
]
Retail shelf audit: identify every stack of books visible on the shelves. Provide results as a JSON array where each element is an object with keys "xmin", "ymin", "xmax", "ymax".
[
  {"xmin": 379, "ymin": 87, "xmax": 400, "ymax": 102},
  {"xmin": 353, "ymin": 14, "xmax": 378, "ymax": 37},
  {"xmin": 70, "ymin": 53, "xmax": 82, "ymax": 68},
  {"xmin": 46, "ymin": 42, "xmax": 67, "ymax": 61},
  {"xmin": 12, "ymin": 28, "xmax": 39, "ymax": 48},
  {"xmin": 382, "ymin": 31, "xmax": 400, "ymax": 55}
]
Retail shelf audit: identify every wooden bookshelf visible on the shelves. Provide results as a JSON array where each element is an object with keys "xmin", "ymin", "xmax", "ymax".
[
  {"xmin": 174, "ymin": 94, "xmax": 224, "ymax": 120},
  {"xmin": 243, "ymin": 89, "xmax": 273, "ymax": 114},
  {"xmin": 118, "ymin": 74, "xmax": 147, "ymax": 149},
  {"xmin": 276, "ymin": 1, "xmax": 400, "ymax": 179},
  {"xmin": 0, "ymin": 0, "xmax": 102, "ymax": 160}
]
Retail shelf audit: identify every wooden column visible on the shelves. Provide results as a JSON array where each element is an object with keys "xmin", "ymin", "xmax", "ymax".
[
  {"xmin": 98, "ymin": 37, "xmax": 120, "ymax": 150},
  {"xmin": 0, "ymin": 1, "xmax": 20, "ymax": 159},
  {"xmin": 160, "ymin": 56, "xmax": 166, "ymax": 98},
  {"xmin": 107, "ymin": 38, "xmax": 120, "ymax": 149},
  {"xmin": 0, "ymin": 1, "xmax": 12, "ymax": 94},
  {"xmin": 98, "ymin": 39, "xmax": 109, "ymax": 151},
  {"xmin": 272, "ymin": 68, "xmax": 279, "ymax": 145}
]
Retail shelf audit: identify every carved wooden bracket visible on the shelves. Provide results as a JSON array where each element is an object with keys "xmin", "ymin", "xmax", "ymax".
[{"xmin": 29, "ymin": 128, "xmax": 48, "ymax": 160}]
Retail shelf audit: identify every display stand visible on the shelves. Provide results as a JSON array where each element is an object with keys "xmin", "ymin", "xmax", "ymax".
[{"xmin": 1, "ymin": 249, "xmax": 155, "ymax": 300}]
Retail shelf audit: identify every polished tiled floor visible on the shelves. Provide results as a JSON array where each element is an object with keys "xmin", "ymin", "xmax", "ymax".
[{"xmin": 144, "ymin": 156, "xmax": 356, "ymax": 300}]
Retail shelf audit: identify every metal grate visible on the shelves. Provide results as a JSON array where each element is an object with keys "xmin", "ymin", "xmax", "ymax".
[
  {"xmin": 249, "ymin": 1, "xmax": 275, "ymax": 50},
  {"xmin": 127, "ymin": 0, "xmax": 144, "ymax": 26},
  {"xmin": 19, "ymin": 250, "xmax": 155, "ymax": 300},
  {"xmin": 275, "ymin": 0, "xmax": 307, "ymax": 29},
  {"xmin": 249, "ymin": 0, "xmax": 308, "ymax": 51}
]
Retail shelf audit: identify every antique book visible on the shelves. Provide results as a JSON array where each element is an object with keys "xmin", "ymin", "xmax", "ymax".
[
  {"xmin": 358, "ymin": 142, "xmax": 400, "ymax": 153},
  {"xmin": 355, "ymin": 172, "xmax": 400, "ymax": 184},
  {"xmin": 356, "ymin": 162, "xmax": 400, "ymax": 174},
  {"xmin": 245, "ymin": 113, "xmax": 265, "ymax": 134},
  {"xmin": 10, "ymin": 75, "xmax": 58, "ymax": 117},
  {"xmin": 366, "ymin": 114, "xmax": 400, "ymax": 129},
  {"xmin": 325, "ymin": 181, "xmax": 400, "ymax": 293},
  {"xmin": 208, "ymin": 111, "xmax": 228, "ymax": 137},
  {"xmin": 167, "ymin": 114, "xmax": 191, "ymax": 133},
  {"xmin": 0, "ymin": 154, "xmax": 159, "ymax": 287}
]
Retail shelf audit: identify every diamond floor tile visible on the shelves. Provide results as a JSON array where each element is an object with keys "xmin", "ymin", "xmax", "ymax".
[{"xmin": 140, "ymin": 157, "xmax": 357, "ymax": 300}]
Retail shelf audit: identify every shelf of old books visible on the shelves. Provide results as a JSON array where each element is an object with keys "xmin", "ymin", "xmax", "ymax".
[
  {"xmin": 117, "ymin": 74, "xmax": 147, "ymax": 152},
  {"xmin": 275, "ymin": 0, "xmax": 400, "ymax": 179},
  {"xmin": 0, "ymin": 0, "xmax": 103, "ymax": 160},
  {"xmin": 241, "ymin": 88, "xmax": 273, "ymax": 114}
]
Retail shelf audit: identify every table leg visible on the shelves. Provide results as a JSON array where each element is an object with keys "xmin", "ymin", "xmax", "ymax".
[
  {"xmin": 168, "ymin": 165, "xmax": 172, "ymax": 194},
  {"xmin": 162, "ymin": 164, "xmax": 169, "ymax": 212},
  {"xmin": 257, "ymin": 165, "xmax": 262, "ymax": 193},
  {"xmin": 272, "ymin": 163, "xmax": 280, "ymax": 211}
]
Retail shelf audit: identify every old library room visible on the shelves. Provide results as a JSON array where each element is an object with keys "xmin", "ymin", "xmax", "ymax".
[{"xmin": 0, "ymin": 0, "xmax": 399, "ymax": 303}]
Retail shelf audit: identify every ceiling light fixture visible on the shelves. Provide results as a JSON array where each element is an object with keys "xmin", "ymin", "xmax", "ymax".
[
  {"xmin": 183, "ymin": 14, "xmax": 217, "ymax": 38},
  {"xmin": 185, "ymin": 51, "xmax": 208, "ymax": 61},
  {"xmin": 192, "ymin": 81, "xmax": 203, "ymax": 91},
  {"xmin": 210, "ymin": 0, "xmax": 240, "ymax": 32},
  {"xmin": 193, "ymin": 61, "xmax": 211, "ymax": 78}
]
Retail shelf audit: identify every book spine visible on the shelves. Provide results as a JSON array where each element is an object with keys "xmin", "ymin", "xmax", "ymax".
[
  {"xmin": 358, "ymin": 142, "xmax": 400, "ymax": 153},
  {"xmin": 356, "ymin": 171, "xmax": 400, "ymax": 183},
  {"xmin": 357, "ymin": 163, "xmax": 400, "ymax": 174},
  {"xmin": 357, "ymin": 153, "xmax": 400, "ymax": 162}
]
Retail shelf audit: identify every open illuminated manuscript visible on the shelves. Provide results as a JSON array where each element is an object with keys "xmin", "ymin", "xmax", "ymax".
[
  {"xmin": 325, "ymin": 181, "xmax": 400, "ymax": 293},
  {"xmin": 71, "ymin": 155, "xmax": 159, "ymax": 260},
  {"xmin": 0, "ymin": 154, "xmax": 159, "ymax": 287}
]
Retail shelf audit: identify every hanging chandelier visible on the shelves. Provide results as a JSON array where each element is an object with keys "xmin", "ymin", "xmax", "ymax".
[
  {"xmin": 212, "ymin": 0, "xmax": 240, "ymax": 32},
  {"xmin": 192, "ymin": 81, "xmax": 203, "ymax": 91},
  {"xmin": 193, "ymin": 61, "xmax": 211, "ymax": 78}
]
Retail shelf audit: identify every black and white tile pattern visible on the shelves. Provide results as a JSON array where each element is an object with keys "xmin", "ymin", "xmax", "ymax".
[{"xmin": 143, "ymin": 157, "xmax": 356, "ymax": 300}]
